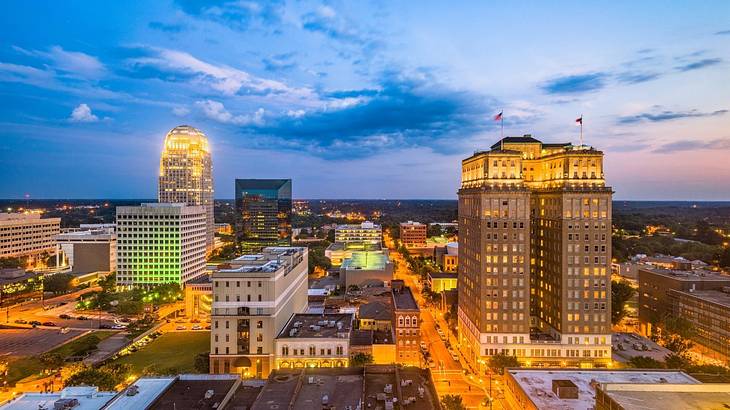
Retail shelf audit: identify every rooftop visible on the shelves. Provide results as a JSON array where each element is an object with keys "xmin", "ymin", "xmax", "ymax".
[
  {"xmin": 598, "ymin": 382, "xmax": 730, "ymax": 410},
  {"xmin": 358, "ymin": 301, "xmax": 393, "ymax": 321},
  {"xmin": 147, "ymin": 374, "xmax": 239, "ymax": 410},
  {"xmin": 429, "ymin": 272, "xmax": 458, "ymax": 280},
  {"xmin": 507, "ymin": 369, "xmax": 699, "ymax": 410},
  {"xmin": 392, "ymin": 282, "xmax": 418, "ymax": 311},
  {"xmin": 0, "ymin": 387, "xmax": 116, "ymax": 410},
  {"xmin": 336, "ymin": 221, "xmax": 381, "ymax": 230},
  {"xmin": 400, "ymin": 221, "xmax": 425, "ymax": 227},
  {"xmin": 326, "ymin": 241, "xmax": 383, "ymax": 252},
  {"xmin": 639, "ymin": 267, "xmax": 730, "ymax": 282},
  {"xmin": 673, "ymin": 289, "xmax": 730, "ymax": 308},
  {"xmin": 102, "ymin": 377, "xmax": 177, "ymax": 410},
  {"xmin": 215, "ymin": 247, "xmax": 306, "ymax": 276},
  {"xmin": 341, "ymin": 251, "xmax": 389, "ymax": 271},
  {"xmin": 490, "ymin": 135, "xmax": 543, "ymax": 149},
  {"xmin": 277, "ymin": 313, "xmax": 354, "ymax": 339}
]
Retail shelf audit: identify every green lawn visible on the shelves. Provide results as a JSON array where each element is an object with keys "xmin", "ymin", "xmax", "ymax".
[
  {"xmin": 7, "ymin": 331, "xmax": 116, "ymax": 385},
  {"xmin": 113, "ymin": 331, "xmax": 209, "ymax": 374}
]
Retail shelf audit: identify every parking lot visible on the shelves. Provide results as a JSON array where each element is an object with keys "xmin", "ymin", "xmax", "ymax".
[{"xmin": 0, "ymin": 328, "xmax": 86, "ymax": 357}]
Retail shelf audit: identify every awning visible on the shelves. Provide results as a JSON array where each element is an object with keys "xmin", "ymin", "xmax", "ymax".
[{"xmin": 234, "ymin": 356, "xmax": 252, "ymax": 367}]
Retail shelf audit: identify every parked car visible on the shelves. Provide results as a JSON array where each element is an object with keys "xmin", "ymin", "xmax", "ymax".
[
  {"xmin": 42, "ymin": 321, "xmax": 57, "ymax": 327},
  {"xmin": 14, "ymin": 319, "xmax": 27, "ymax": 324},
  {"xmin": 59, "ymin": 314, "xmax": 71, "ymax": 319},
  {"xmin": 60, "ymin": 327, "xmax": 70, "ymax": 334},
  {"xmin": 77, "ymin": 316, "xmax": 89, "ymax": 320},
  {"xmin": 204, "ymin": 325, "xmax": 211, "ymax": 330},
  {"xmin": 29, "ymin": 320, "xmax": 42, "ymax": 326},
  {"xmin": 176, "ymin": 325, "xmax": 186, "ymax": 330},
  {"xmin": 111, "ymin": 324, "xmax": 127, "ymax": 330},
  {"xmin": 191, "ymin": 325, "xmax": 202, "ymax": 330},
  {"xmin": 99, "ymin": 324, "xmax": 112, "ymax": 329}
]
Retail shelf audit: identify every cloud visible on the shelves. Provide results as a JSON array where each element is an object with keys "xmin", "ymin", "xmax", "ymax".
[
  {"xmin": 127, "ymin": 47, "xmax": 315, "ymax": 100},
  {"xmin": 540, "ymin": 72, "xmax": 608, "ymax": 94},
  {"xmin": 675, "ymin": 57, "xmax": 722, "ymax": 72},
  {"xmin": 230, "ymin": 70, "xmax": 496, "ymax": 158},
  {"xmin": 174, "ymin": 0, "xmax": 283, "ymax": 31},
  {"xmin": 614, "ymin": 71, "xmax": 661, "ymax": 84},
  {"xmin": 13, "ymin": 45, "xmax": 105, "ymax": 78},
  {"xmin": 714, "ymin": 30, "xmax": 730, "ymax": 35},
  {"xmin": 653, "ymin": 138, "xmax": 730, "ymax": 153},
  {"xmin": 69, "ymin": 103, "xmax": 99, "ymax": 122},
  {"xmin": 196, "ymin": 99, "xmax": 264, "ymax": 125},
  {"xmin": 299, "ymin": 4, "xmax": 382, "ymax": 56},
  {"xmin": 618, "ymin": 108, "xmax": 728, "ymax": 124},
  {"xmin": 262, "ymin": 52, "xmax": 297, "ymax": 72},
  {"xmin": 172, "ymin": 106, "xmax": 190, "ymax": 116},
  {"xmin": 148, "ymin": 21, "xmax": 186, "ymax": 33}
]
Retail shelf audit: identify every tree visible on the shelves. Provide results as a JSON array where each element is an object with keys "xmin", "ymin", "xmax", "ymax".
[
  {"xmin": 665, "ymin": 353, "xmax": 693, "ymax": 370},
  {"xmin": 116, "ymin": 300, "xmax": 144, "ymax": 315},
  {"xmin": 720, "ymin": 247, "xmax": 730, "ymax": 269},
  {"xmin": 441, "ymin": 394, "xmax": 467, "ymax": 410},
  {"xmin": 39, "ymin": 353, "xmax": 64, "ymax": 370},
  {"xmin": 488, "ymin": 353, "xmax": 520, "ymax": 375},
  {"xmin": 350, "ymin": 353, "xmax": 374, "ymax": 367},
  {"xmin": 659, "ymin": 315, "xmax": 696, "ymax": 354},
  {"xmin": 194, "ymin": 352, "xmax": 210, "ymax": 373},
  {"xmin": 611, "ymin": 280, "xmax": 635, "ymax": 325},
  {"xmin": 0, "ymin": 256, "xmax": 27, "ymax": 269},
  {"xmin": 628, "ymin": 356, "xmax": 664, "ymax": 369},
  {"xmin": 65, "ymin": 368, "xmax": 118, "ymax": 390},
  {"xmin": 43, "ymin": 273, "xmax": 74, "ymax": 294}
]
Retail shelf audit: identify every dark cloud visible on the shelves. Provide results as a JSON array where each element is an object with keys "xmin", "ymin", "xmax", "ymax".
[
  {"xmin": 715, "ymin": 29, "xmax": 730, "ymax": 35},
  {"xmin": 237, "ymin": 70, "xmax": 496, "ymax": 158},
  {"xmin": 653, "ymin": 138, "xmax": 730, "ymax": 153},
  {"xmin": 675, "ymin": 57, "xmax": 722, "ymax": 72},
  {"xmin": 540, "ymin": 72, "xmax": 608, "ymax": 94},
  {"xmin": 148, "ymin": 21, "xmax": 186, "ymax": 33},
  {"xmin": 618, "ymin": 108, "xmax": 728, "ymax": 124}
]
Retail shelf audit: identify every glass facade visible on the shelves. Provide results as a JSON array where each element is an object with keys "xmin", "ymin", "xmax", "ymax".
[{"xmin": 234, "ymin": 179, "xmax": 292, "ymax": 252}]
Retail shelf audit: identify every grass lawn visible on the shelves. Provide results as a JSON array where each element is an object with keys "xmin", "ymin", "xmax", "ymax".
[
  {"xmin": 113, "ymin": 331, "xmax": 209, "ymax": 374},
  {"xmin": 7, "ymin": 331, "xmax": 116, "ymax": 385}
]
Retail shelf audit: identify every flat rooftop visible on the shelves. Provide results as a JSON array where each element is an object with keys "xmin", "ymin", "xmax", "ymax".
[
  {"xmin": 277, "ymin": 313, "xmax": 354, "ymax": 339},
  {"xmin": 600, "ymin": 383, "xmax": 730, "ymax": 410},
  {"xmin": 639, "ymin": 267, "xmax": 730, "ymax": 282},
  {"xmin": 392, "ymin": 287, "xmax": 418, "ymax": 311},
  {"xmin": 148, "ymin": 375, "xmax": 238, "ymax": 410},
  {"xmin": 429, "ymin": 272, "xmax": 457, "ymax": 279},
  {"xmin": 341, "ymin": 251, "xmax": 389, "ymax": 270},
  {"xmin": 674, "ymin": 289, "xmax": 730, "ymax": 308},
  {"xmin": 358, "ymin": 300, "xmax": 392, "ymax": 321},
  {"xmin": 508, "ymin": 369, "xmax": 699, "ymax": 410},
  {"xmin": 292, "ymin": 369, "xmax": 363, "ymax": 410},
  {"xmin": 326, "ymin": 241, "xmax": 382, "ymax": 252},
  {"xmin": 217, "ymin": 247, "xmax": 306, "ymax": 274},
  {"xmin": 250, "ymin": 372, "xmax": 301, "ymax": 410},
  {"xmin": 103, "ymin": 377, "xmax": 176, "ymax": 410},
  {"xmin": 1, "ymin": 387, "xmax": 115, "ymax": 410}
]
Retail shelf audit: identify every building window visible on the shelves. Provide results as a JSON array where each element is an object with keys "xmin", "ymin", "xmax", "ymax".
[{"xmin": 257, "ymin": 321, "xmax": 263, "ymax": 329}]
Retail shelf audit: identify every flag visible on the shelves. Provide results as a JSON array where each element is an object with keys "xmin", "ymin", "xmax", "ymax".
[
  {"xmin": 494, "ymin": 111, "xmax": 503, "ymax": 121},
  {"xmin": 575, "ymin": 116, "xmax": 583, "ymax": 125}
]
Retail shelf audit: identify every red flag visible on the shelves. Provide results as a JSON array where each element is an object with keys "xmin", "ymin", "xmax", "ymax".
[
  {"xmin": 494, "ymin": 111, "xmax": 503, "ymax": 121},
  {"xmin": 575, "ymin": 116, "xmax": 583, "ymax": 125}
]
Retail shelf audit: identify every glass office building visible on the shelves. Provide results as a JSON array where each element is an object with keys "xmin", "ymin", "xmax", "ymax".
[{"xmin": 234, "ymin": 179, "xmax": 292, "ymax": 252}]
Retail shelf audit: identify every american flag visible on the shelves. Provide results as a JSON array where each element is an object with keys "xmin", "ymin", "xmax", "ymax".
[{"xmin": 494, "ymin": 111, "xmax": 503, "ymax": 121}]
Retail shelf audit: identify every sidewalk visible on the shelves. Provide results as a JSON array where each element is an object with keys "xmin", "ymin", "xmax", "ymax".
[{"xmin": 83, "ymin": 331, "xmax": 129, "ymax": 365}]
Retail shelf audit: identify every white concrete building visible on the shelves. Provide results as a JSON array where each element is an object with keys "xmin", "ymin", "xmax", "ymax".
[
  {"xmin": 274, "ymin": 313, "xmax": 354, "ymax": 369},
  {"xmin": 115, "ymin": 203, "xmax": 206, "ymax": 286},
  {"xmin": 334, "ymin": 221, "xmax": 382, "ymax": 244},
  {"xmin": 210, "ymin": 247, "xmax": 309, "ymax": 378},
  {"xmin": 56, "ymin": 224, "xmax": 116, "ymax": 274},
  {"xmin": 0, "ymin": 213, "xmax": 60, "ymax": 259}
]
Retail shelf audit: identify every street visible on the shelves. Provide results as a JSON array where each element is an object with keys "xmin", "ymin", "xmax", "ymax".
[{"xmin": 385, "ymin": 233, "xmax": 505, "ymax": 409}]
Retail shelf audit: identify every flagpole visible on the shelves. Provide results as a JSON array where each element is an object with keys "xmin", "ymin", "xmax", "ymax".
[
  {"xmin": 580, "ymin": 114, "xmax": 583, "ymax": 147},
  {"xmin": 500, "ymin": 110, "xmax": 504, "ymax": 150}
]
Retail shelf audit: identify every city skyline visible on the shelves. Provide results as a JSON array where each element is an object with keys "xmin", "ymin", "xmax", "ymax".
[{"xmin": 2, "ymin": 1, "xmax": 730, "ymax": 200}]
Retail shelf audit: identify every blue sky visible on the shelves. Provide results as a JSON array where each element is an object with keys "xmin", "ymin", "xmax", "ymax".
[{"xmin": 1, "ymin": 1, "xmax": 729, "ymax": 200}]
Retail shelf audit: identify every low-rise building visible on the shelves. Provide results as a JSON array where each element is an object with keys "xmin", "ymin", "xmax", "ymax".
[
  {"xmin": 56, "ymin": 224, "xmax": 116, "ymax": 274},
  {"xmin": 341, "ymin": 251, "xmax": 393, "ymax": 289},
  {"xmin": 442, "ymin": 241, "xmax": 458, "ymax": 272},
  {"xmin": 325, "ymin": 241, "xmax": 384, "ymax": 267},
  {"xmin": 428, "ymin": 271, "xmax": 457, "ymax": 293},
  {"xmin": 504, "ymin": 369, "xmax": 700, "ymax": 410},
  {"xmin": 638, "ymin": 267, "xmax": 730, "ymax": 336},
  {"xmin": 184, "ymin": 274, "xmax": 213, "ymax": 319},
  {"xmin": 0, "ymin": 386, "xmax": 116, "ymax": 410},
  {"xmin": 596, "ymin": 382, "xmax": 730, "ymax": 410},
  {"xmin": 335, "ymin": 221, "xmax": 382, "ymax": 244},
  {"xmin": 399, "ymin": 221, "xmax": 427, "ymax": 248},
  {"xmin": 670, "ymin": 288, "xmax": 730, "ymax": 359},
  {"xmin": 391, "ymin": 280, "xmax": 420, "ymax": 365},
  {"xmin": 0, "ymin": 212, "xmax": 60, "ymax": 261},
  {"xmin": 358, "ymin": 300, "xmax": 393, "ymax": 331},
  {"xmin": 210, "ymin": 247, "xmax": 309, "ymax": 379},
  {"xmin": 274, "ymin": 313, "xmax": 354, "ymax": 369}
]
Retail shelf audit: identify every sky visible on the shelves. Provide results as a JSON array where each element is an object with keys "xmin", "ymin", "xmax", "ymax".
[{"xmin": 1, "ymin": 1, "xmax": 729, "ymax": 200}]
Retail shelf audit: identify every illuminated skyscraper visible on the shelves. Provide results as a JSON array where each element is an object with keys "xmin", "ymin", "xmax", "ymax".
[
  {"xmin": 234, "ymin": 179, "xmax": 292, "ymax": 252},
  {"xmin": 458, "ymin": 135, "xmax": 612, "ymax": 370},
  {"xmin": 158, "ymin": 125, "xmax": 214, "ymax": 254}
]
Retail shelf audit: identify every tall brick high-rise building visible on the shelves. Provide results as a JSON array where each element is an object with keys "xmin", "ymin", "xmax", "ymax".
[{"xmin": 458, "ymin": 135, "xmax": 612, "ymax": 370}]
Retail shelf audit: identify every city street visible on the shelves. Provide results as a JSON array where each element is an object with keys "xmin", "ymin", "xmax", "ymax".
[{"xmin": 385, "ymin": 233, "xmax": 504, "ymax": 409}]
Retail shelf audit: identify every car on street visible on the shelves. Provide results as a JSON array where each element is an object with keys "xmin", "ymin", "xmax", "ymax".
[
  {"xmin": 99, "ymin": 324, "xmax": 112, "ymax": 329},
  {"xmin": 59, "ymin": 314, "xmax": 71, "ymax": 319},
  {"xmin": 77, "ymin": 316, "xmax": 89, "ymax": 320},
  {"xmin": 191, "ymin": 325, "xmax": 202, "ymax": 330},
  {"xmin": 111, "ymin": 324, "xmax": 127, "ymax": 330},
  {"xmin": 176, "ymin": 325, "xmax": 186, "ymax": 330},
  {"xmin": 42, "ymin": 321, "xmax": 57, "ymax": 327},
  {"xmin": 29, "ymin": 320, "xmax": 41, "ymax": 326},
  {"xmin": 14, "ymin": 319, "xmax": 27, "ymax": 324},
  {"xmin": 60, "ymin": 327, "xmax": 70, "ymax": 334}
]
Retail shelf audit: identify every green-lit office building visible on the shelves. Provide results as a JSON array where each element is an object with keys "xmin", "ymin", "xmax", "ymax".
[{"xmin": 234, "ymin": 179, "xmax": 292, "ymax": 252}]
